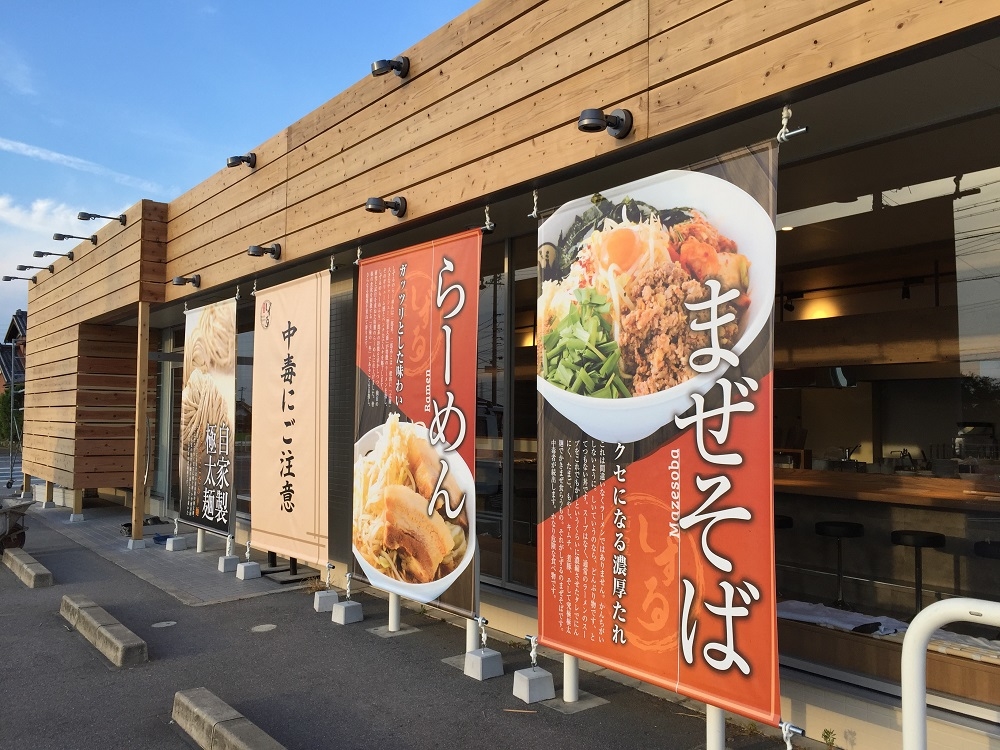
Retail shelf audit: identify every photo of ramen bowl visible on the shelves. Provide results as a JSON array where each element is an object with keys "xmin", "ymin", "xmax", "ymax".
[
  {"xmin": 352, "ymin": 418, "xmax": 477, "ymax": 604},
  {"xmin": 537, "ymin": 170, "xmax": 775, "ymax": 444}
]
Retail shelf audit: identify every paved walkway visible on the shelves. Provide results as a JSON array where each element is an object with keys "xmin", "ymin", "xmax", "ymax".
[{"xmin": 26, "ymin": 500, "xmax": 303, "ymax": 606}]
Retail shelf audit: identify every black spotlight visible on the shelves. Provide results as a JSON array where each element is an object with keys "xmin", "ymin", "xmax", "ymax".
[
  {"xmin": 34, "ymin": 250, "xmax": 73, "ymax": 261},
  {"xmin": 78, "ymin": 211, "xmax": 126, "ymax": 226},
  {"xmin": 247, "ymin": 243, "xmax": 281, "ymax": 260},
  {"xmin": 17, "ymin": 264, "xmax": 53, "ymax": 273},
  {"xmin": 226, "ymin": 153, "xmax": 256, "ymax": 169},
  {"xmin": 577, "ymin": 108, "xmax": 633, "ymax": 139},
  {"xmin": 172, "ymin": 275, "xmax": 201, "ymax": 288},
  {"xmin": 371, "ymin": 56, "xmax": 409, "ymax": 79},
  {"xmin": 53, "ymin": 233, "xmax": 97, "ymax": 245},
  {"xmin": 365, "ymin": 196, "xmax": 407, "ymax": 218}
]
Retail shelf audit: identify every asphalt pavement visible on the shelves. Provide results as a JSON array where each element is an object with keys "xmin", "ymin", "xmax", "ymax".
[{"xmin": 1, "ymin": 504, "xmax": 790, "ymax": 750}]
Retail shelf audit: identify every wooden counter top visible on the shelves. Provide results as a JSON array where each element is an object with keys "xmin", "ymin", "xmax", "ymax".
[{"xmin": 774, "ymin": 468, "xmax": 1000, "ymax": 513}]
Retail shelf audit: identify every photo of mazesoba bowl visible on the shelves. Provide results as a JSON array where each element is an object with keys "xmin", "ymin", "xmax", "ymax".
[
  {"xmin": 537, "ymin": 170, "xmax": 775, "ymax": 444},
  {"xmin": 353, "ymin": 414, "xmax": 476, "ymax": 603}
]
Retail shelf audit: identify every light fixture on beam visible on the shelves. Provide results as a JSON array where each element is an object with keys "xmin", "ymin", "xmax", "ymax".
[
  {"xmin": 17, "ymin": 264, "xmax": 53, "ymax": 274},
  {"xmin": 577, "ymin": 108, "xmax": 633, "ymax": 139},
  {"xmin": 226, "ymin": 152, "xmax": 256, "ymax": 169},
  {"xmin": 371, "ymin": 56, "xmax": 409, "ymax": 79},
  {"xmin": 172, "ymin": 275, "xmax": 201, "ymax": 288},
  {"xmin": 2, "ymin": 275, "xmax": 36, "ymax": 284},
  {"xmin": 78, "ymin": 211, "xmax": 126, "ymax": 226},
  {"xmin": 34, "ymin": 250, "xmax": 74, "ymax": 261},
  {"xmin": 53, "ymin": 232, "xmax": 97, "ymax": 245},
  {"xmin": 247, "ymin": 243, "xmax": 281, "ymax": 260},
  {"xmin": 365, "ymin": 196, "xmax": 407, "ymax": 218}
]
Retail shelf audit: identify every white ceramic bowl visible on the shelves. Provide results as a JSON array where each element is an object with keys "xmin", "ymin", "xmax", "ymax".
[
  {"xmin": 537, "ymin": 170, "xmax": 775, "ymax": 444},
  {"xmin": 352, "ymin": 422, "xmax": 477, "ymax": 604}
]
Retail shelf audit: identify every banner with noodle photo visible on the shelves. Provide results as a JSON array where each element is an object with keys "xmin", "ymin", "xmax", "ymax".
[
  {"xmin": 353, "ymin": 229, "xmax": 482, "ymax": 614},
  {"xmin": 249, "ymin": 271, "xmax": 331, "ymax": 566},
  {"xmin": 536, "ymin": 143, "xmax": 781, "ymax": 726},
  {"xmin": 179, "ymin": 298, "xmax": 237, "ymax": 535}
]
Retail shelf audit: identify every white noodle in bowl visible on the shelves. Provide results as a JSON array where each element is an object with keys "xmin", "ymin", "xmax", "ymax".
[
  {"xmin": 352, "ymin": 421, "xmax": 477, "ymax": 604},
  {"xmin": 537, "ymin": 170, "xmax": 775, "ymax": 444}
]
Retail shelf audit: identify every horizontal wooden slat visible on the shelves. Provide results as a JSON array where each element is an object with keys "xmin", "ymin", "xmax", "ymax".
[
  {"xmin": 286, "ymin": 0, "xmax": 547, "ymax": 150},
  {"xmin": 23, "ymin": 433, "xmax": 74, "ymax": 458},
  {"xmin": 21, "ymin": 459, "xmax": 74, "ymax": 488},
  {"xmin": 283, "ymin": 92, "xmax": 647, "ymax": 258},
  {"xmin": 76, "ymin": 438, "xmax": 137, "ymax": 458},
  {"xmin": 647, "ymin": 0, "xmax": 997, "ymax": 140}
]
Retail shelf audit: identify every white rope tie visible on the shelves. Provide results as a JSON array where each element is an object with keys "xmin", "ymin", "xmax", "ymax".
[
  {"xmin": 235, "ymin": 284, "xmax": 240, "ymax": 301},
  {"xmin": 251, "ymin": 279, "xmax": 257, "ymax": 297},
  {"xmin": 345, "ymin": 571, "xmax": 353, "ymax": 600},
  {"xmin": 483, "ymin": 205, "xmax": 494, "ymax": 233},
  {"xmin": 355, "ymin": 247, "xmax": 362, "ymax": 266},
  {"xmin": 226, "ymin": 535, "xmax": 234, "ymax": 556},
  {"xmin": 528, "ymin": 189, "xmax": 539, "ymax": 219},
  {"xmin": 527, "ymin": 635, "xmax": 539, "ymax": 667},
  {"xmin": 325, "ymin": 563, "xmax": 334, "ymax": 588},
  {"xmin": 245, "ymin": 539, "xmax": 251, "ymax": 562}
]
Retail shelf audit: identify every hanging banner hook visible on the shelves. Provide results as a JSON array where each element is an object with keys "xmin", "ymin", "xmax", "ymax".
[{"xmin": 776, "ymin": 105, "xmax": 808, "ymax": 143}]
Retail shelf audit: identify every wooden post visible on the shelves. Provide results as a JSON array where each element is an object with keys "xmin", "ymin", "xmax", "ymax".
[
  {"xmin": 44, "ymin": 480, "xmax": 54, "ymax": 505},
  {"xmin": 71, "ymin": 488, "xmax": 83, "ymax": 515},
  {"xmin": 21, "ymin": 472, "xmax": 31, "ymax": 498},
  {"xmin": 131, "ymin": 301, "xmax": 151, "ymax": 541}
]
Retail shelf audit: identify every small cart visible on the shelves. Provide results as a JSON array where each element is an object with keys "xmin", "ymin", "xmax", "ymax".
[{"xmin": 0, "ymin": 497, "xmax": 32, "ymax": 551}]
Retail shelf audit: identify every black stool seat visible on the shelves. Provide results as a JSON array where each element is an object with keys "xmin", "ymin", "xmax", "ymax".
[
  {"xmin": 775, "ymin": 515, "xmax": 793, "ymax": 529},
  {"xmin": 974, "ymin": 540, "xmax": 1000, "ymax": 559},
  {"xmin": 814, "ymin": 521, "xmax": 865, "ymax": 609},
  {"xmin": 815, "ymin": 521, "xmax": 864, "ymax": 539},
  {"xmin": 891, "ymin": 528, "xmax": 946, "ymax": 614},
  {"xmin": 891, "ymin": 530, "xmax": 945, "ymax": 549}
]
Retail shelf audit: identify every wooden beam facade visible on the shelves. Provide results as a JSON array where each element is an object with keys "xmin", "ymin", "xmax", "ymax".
[{"xmin": 20, "ymin": 0, "xmax": 1000, "ymax": 491}]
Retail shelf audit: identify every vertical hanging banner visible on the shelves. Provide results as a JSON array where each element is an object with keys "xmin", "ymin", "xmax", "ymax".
[
  {"xmin": 354, "ymin": 229, "xmax": 481, "ymax": 615},
  {"xmin": 250, "ymin": 271, "xmax": 331, "ymax": 566},
  {"xmin": 537, "ymin": 144, "xmax": 780, "ymax": 725},
  {"xmin": 179, "ymin": 298, "xmax": 237, "ymax": 535}
]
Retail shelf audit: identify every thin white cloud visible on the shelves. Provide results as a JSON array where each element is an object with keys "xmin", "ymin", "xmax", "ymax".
[
  {"xmin": 0, "ymin": 42, "xmax": 35, "ymax": 95},
  {"xmin": 0, "ymin": 136, "xmax": 164, "ymax": 195},
  {"xmin": 0, "ymin": 195, "xmax": 78, "ymax": 234}
]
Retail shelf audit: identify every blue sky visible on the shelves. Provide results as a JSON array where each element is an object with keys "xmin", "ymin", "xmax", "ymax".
[{"xmin": 0, "ymin": 0, "xmax": 476, "ymax": 322}]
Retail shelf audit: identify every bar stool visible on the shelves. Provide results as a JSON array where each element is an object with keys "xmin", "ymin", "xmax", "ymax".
[
  {"xmin": 815, "ymin": 521, "xmax": 864, "ymax": 609},
  {"xmin": 891, "ymin": 529, "xmax": 945, "ymax": 614}
]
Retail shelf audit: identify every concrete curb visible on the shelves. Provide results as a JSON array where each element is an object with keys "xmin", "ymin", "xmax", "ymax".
[
  {"xmin": 172, "ymin": 688, "xmax": 287, "ymax": 750},
  {"xmin": 59, "ymin": 594, "xmax": 148, "ymax": 667},
  {"xmin": 2, "ymin": 547, "xmax": 53, "ymax": 588}
]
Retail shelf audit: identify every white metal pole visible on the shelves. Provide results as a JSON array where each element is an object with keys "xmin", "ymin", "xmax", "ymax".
[
  {"xmin": 563, "ymin": 654, "xmax": 579, "ymax": 702},
  {"xmin": 705, "ymin": 704, "xmax": 726, "ymax": 750},
  {"xmin": 388, "ymin": 592, "xmax": 401, "ymax": 632},
  {"xmin": 197, "ymin": 528, "xmax": 205, "ymax": 553},
  {"xmin": 902, "ymin": 598, "xmax": 1000, "ymax": 750},
  {"xmin": 466, "ymin": 618, "xmax": 478, "ymax": 652}
]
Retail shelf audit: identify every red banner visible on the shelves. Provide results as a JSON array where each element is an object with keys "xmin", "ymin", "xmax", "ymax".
[
  {"xmin": 354, "ymin": 230, "xmax": 482, "ymax": 612},
  {"xmin": 537, "ymin": 146, "xmax": 780, "ymax": 724}
]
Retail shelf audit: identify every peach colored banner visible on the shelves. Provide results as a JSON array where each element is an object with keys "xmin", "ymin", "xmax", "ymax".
[{"xmin": 250, "ymin": 272, "xmax": 330, "ymax": 565}]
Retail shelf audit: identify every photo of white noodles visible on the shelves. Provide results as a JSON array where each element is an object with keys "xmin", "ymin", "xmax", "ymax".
[{"xmin": 353, "ymin": 414, "xmax": 476, "ymax": 602}]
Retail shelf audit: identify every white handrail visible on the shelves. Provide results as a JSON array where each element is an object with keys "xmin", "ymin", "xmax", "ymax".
[{"xmin": 901, "ymin": 597, "xmax": 1000, "ymax": 749}]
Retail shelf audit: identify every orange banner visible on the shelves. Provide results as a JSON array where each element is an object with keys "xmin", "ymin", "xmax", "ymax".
[
  {"xmin": 353, "ymin": 229, "xmax": 481, "ymax": 612},
  {"xmin": 537, "ymin": 146, "xmax": 780, "ymax": 725},
  {"xmin": 250, "ymin": 272, "xmax": 330, "ymax": 565},
  {"xmin": 179, "ymin": 298, "xmax": 236, "ymax": 534}
]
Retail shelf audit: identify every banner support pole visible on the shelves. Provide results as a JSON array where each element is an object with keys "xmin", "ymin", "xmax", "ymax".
[
  {"xmin": 196, "ymin": 528, "xmax": 205, "ymax": 553},
  {"xmin": 388, "ymin": 592, "xmax": 401, "ymax": 632},
  {"xmin": 466, "ymin": 619, "xmax": 478, "ymax": 652},
  {"xmin": 563, "ymin": 655, "xmax": 579, "ymax": 702},
  {"xmin": 705, "ymin": 704, "xmax": 726, "ymax": 750}
]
